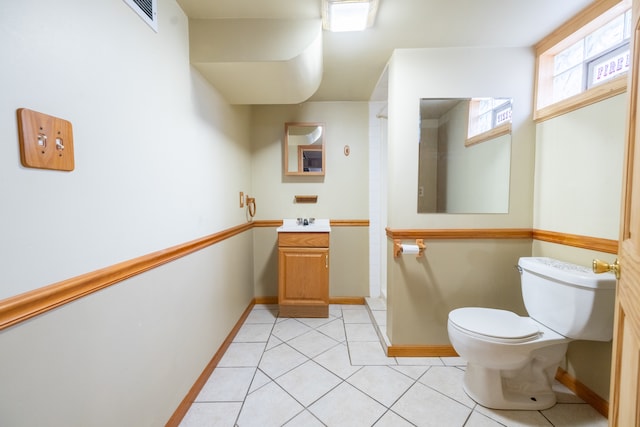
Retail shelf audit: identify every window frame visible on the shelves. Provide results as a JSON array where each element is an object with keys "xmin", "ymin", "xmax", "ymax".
[
  {"xmin": 534, "ymin": 0, "xmax": 631, "ymax": 122},
  {"xmin": 465, "ymin": 98, "xmax": 512, "ymax": 147}
]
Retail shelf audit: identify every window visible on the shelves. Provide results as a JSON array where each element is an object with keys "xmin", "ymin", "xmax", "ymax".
[
  {"xmin": 466, "ymin": 98, "xmax": 512, "ymax": 147},
  {"xmin": 534, "ymin": 0, "xmax": 631, "ymax": 121}
]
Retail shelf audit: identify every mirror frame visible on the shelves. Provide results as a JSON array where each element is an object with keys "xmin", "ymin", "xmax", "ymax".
[{"xmin": 284, "ymin": 122, "xmax": 326, "ymax": 176}]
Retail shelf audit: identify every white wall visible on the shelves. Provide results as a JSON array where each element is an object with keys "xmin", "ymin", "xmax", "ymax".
[
  {"xmin": 534, "ymin": 95, "xmax": 625, "ymax": 239},
  {"xmin": 383, "ymin": 46, "xmax": 625, "ymax": 400},
  {"xmin": 369, "ymin": 102, "xmax": 388, "ymax": 298},
  {"xmin": 0, "ymin": 0, "xmax": 252, "ymax": 299},
  {"xmin": 250, "ymin": 102, "xmax": 369, "ymax": 220},
  {"xmin": 533, "ymin": 93, "xmax": 627, "ymax": 400},
  {"xmin": 250, "ymin": 102, "xmax": 370, "ymax": 299},
  {"xmin": 387, "ymin": 47, "xmax": 535, "ymax": 228},
  {"xmin": 384, "ymin": 47, "xmax": 535, "ymax": 344},
  {"xmin": 0, "ymin": 0, "xmax": 254, "ymax": 425}
]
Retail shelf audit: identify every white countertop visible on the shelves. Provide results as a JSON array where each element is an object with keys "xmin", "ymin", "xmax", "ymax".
[{"xmin": 277, "ymin": 218, "xmax": 331, "ymax": 232}]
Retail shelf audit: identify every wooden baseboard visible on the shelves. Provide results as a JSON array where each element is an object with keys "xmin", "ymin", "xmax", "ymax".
[
  {"xmin": 387, "ymin": 345, "xmax": 459, "ymax": 357},
  {"xmin": 166, "ymin": 303, "xmax": 609, "ymax": 425},
  {"xmin": 555, "ymin": 367, "xmax": 609, "ymax": 418},
  {"xmin": 255, "ymin": 296, "xmax": 366, "ymax": 306},
  {"xmin": 279, "ymin": 304, "xmax": 329, "ymax": 318},
  {"xmin": 329, "ymin": 297, "xmax": 365, "ymax": 305},
  {"xmin": 253, "ymin": 296, "xmax": 278, "ymax": 305},
  {"xmin": 165, "ymin": 300, "xmax": 255, "ymax": 427},
  {"xmin": 166, "ymin": 296, "xmax": 368, "ymax": 425}
]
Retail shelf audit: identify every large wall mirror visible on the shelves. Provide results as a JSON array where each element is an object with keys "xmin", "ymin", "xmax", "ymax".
[
  {"xmin": 284, "ymin": 122, "xmax": 325, "ymax": 176},
  {"xmin": 418, "ymin": 98, "xmax": 512, "ymax": 213}
]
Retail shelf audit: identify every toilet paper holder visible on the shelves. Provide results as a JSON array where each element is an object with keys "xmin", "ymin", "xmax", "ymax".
[{"xmin": 393, "ymin": 239, "xmax": 426, "ymax": 258}]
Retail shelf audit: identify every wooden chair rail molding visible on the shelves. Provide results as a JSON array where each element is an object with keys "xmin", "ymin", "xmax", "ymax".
[
  {"xmin": 0, "ymin": 223, "xmax": 613, "ymax": 332},
  {"xmin": 532, "ymin": 229, "xmax": 618, "ymax": 254},
  {"xmin": 386, "ymin": 228, "xmax": 533, "ymax": 240},
  {"xmin": 0, "ymin": 219, "xmax": 369, "ymax": 332},
  {"xmin": 0, "ymin": 223, "xmax": 254, "ymax": 331},
  {"xmin": 252, "ymin": 219, "xmax": 369, "ymax": 228},
  {"xmin": 387, "ymin": 228, "xmax": 619, "ymax": 254}
]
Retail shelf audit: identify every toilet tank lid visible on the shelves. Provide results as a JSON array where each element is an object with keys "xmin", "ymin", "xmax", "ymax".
[
  {"xmin": 518, "ymin": 257, "xmax": 616, "ymax": 289},
  {"xmin": 449, "ymin": 308, "xmax": 540, "ymax": 340}
]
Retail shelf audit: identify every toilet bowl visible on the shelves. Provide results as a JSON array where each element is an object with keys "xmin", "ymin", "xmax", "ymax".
[
  {"xmin": 448, "ymin": 308, "xmax": 569, "ymax": 409},
  {"xmin": 447, "ymin": 257, "xmax": 616, "ymax": 410}
]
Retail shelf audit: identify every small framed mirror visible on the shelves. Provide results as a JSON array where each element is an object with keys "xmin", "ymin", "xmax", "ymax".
[{"xmin": 284, "ymin": 122, "xmax": 325, "ymax": 176}]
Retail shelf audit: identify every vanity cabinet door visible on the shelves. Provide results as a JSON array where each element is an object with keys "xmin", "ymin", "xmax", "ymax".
[{"xmin": 278, "ymin": 233, "xmax": 329, "ymax": 318}]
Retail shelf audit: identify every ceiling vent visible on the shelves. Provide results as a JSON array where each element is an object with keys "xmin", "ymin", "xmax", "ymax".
[{"xmin": 123, "ymin": 0, "xmax": 158, "ymax": 32}]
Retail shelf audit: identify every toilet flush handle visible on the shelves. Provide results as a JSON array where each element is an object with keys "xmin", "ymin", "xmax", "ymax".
[{"xmin": 592, "ymin": 259, "xmax": 620, "ymax": 280}]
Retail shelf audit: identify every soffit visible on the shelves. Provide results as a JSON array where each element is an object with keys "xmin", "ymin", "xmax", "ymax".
[{"xmin": 178, "ymin": 0, "xmax": 595, "ymax": 103}]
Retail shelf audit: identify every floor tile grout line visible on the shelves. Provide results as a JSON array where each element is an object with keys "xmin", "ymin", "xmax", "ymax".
[
  {"xmin": 267, "ymin": 373, "xmax": 337, "ymax": 426},
  {"xmin": 276, "ymin": 307, "xmax": 412, "ymax": 423},
  {"xmin": 419, "ymin": 374, "xmax": 477, "ymax": 412},
  {"xmin": 327, "ymin": 308, "xmax": 427, "ymax": 416},
  {"xmin": 284, "ymin": 377, "xmax": 349, "ymax": 422},
  {"xmin": 284, "ymin": 325, "xmax": 343, "ymax": 353},
  {"xmin": 231, "ymin": 309, "xmax": 280, "ymax": 427},
  {"xmin": 248, "ymin": 309, "xmax": 486, "ymax": 426},
  {"xmin": 460, "ymin": 409, "xmax": 475, "ymax": 427},
  {"xmin": 260, "ymin": 307, "xmax": 365, "ymax": 426},
  {"xmin": 182, "ymin": 303, "xmax": 608, "ymax": 427},
  {"xmin": 311, "ymin": 317, "xmax": 349, "ymax": 344},
  {"xmin": 387, "ymin": 364, "xmax": 431, "ymax": 382},
  {"xmin": 351, "ymin": 300, "xmax": 489, "ymax": 425},
  {"xmin": 346, "ymin": 365, "xmax": 421, "ymax": 413},
  {"xmin": 378, "ymin": 408, "xmax": 420, "ymax": 427},
  {"xmin": 249, "ymin": 311, "xmax": 349, "ymax": 416}
]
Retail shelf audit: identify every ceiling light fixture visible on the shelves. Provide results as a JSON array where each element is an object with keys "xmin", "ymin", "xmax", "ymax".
[{"xmin": 322, "ymin": 0, "xmax": 380, "ymax": 32}]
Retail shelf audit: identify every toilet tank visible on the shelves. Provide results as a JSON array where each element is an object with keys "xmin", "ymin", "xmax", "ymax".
[{"xmin": 518, "ymin": 257, "xmax": 616, "ymax": 341}]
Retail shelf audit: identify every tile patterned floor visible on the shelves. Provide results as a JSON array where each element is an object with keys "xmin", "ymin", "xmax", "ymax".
[{"xmin": 179, "ymin": 302, "xmax": 608, "ymax": 427}]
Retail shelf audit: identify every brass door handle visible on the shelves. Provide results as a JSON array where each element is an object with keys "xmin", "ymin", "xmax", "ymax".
[{"xmin": 592, "ymin": 259, "xmax": 620, "ymax": 279}]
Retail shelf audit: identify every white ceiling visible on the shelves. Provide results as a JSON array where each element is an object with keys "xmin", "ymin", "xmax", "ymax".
[{"xmin": 177, "ymin": 0, "xmax": 594, "ymax": 103}]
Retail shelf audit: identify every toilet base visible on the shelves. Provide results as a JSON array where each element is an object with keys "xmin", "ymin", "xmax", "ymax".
[
  {"xmin": 462, "ymin": 343, "xmax": 568, "ymax": 410},
  {"xmin": 463, "ymin": 366, "xmax": 556, "ymax": 410}
]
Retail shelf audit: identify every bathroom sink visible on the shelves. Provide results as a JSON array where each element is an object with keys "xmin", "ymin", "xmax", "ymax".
[{"xmin": 277, "ymin": 218, "xmax": 331, "ymax": 232}]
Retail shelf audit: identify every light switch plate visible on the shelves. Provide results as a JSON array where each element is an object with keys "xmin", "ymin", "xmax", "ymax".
[{"xmin": 17, "ymin": 108, "xmax": 74, "ymax": 171}]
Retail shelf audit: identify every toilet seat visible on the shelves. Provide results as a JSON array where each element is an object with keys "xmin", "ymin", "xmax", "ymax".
[{"xmin": 449, "ymin": 308, "xmax": 541, "ymax": 343}]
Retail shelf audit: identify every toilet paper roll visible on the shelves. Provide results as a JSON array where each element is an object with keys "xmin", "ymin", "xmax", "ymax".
[{"xmin": 401, "ymin": 244, "xmax": 420, "ymax": 254}]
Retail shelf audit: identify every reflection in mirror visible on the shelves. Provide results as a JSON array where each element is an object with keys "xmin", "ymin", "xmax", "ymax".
[
  {"xmin": 284, "ymin": 122, "xmax": 325, "ymax": 176},
  {"xmin": 417, "ymin": 98, "xmax": 512, "ymax": 213}
]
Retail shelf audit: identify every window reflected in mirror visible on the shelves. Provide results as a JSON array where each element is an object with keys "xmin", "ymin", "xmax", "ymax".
[
  {"xmin": 418, "ymin": 98, "xmax": 512, "ymax": 214},
  {"xmin": 284, "ymin": 122, "xmax": 325, "ymax": 176}
]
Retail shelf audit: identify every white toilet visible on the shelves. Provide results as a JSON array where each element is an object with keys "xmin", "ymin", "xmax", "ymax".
[{"xmin": 447, "ymin": 257, "xmax": 616, "ymax": 410}]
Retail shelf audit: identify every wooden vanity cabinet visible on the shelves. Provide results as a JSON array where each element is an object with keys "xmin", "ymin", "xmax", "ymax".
[{"xmin": 278, "ymin": 232, "xmax": 329, "ymax": 317}]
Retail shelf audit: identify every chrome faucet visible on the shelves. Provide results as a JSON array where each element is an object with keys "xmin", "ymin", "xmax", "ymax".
[{"xmin": 296, "ymin": 217, "xmax": 316, "ymax": 226}]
